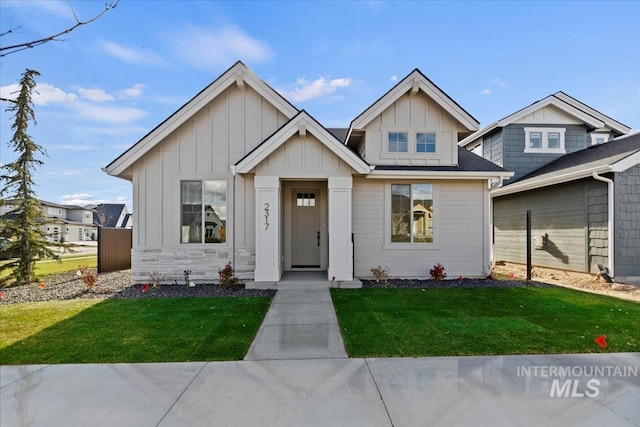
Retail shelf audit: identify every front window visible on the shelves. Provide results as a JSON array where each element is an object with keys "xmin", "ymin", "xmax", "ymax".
[
  {"xmin": 388, "ymin": 132, "xmax": 408, "ymax": 153},
  {"xmin": 416, "ymin": 133, "xmax": 436, "ymax": 153},
  {"xmin": 529, "ymin": 132, "xmax": 542, "ymax": 149},
  {"xmin": 181, "ymin": 180, "xmax": 227, "ymax": 243},
  {"xmin": 391, "ymin": 183, "xmax": 433, "ymax": 243}
]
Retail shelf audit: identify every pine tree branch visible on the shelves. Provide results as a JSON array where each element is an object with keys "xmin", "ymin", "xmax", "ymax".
[{"xmin": 0, "ymin": 0, "xmax": 119, "ymax": 57}]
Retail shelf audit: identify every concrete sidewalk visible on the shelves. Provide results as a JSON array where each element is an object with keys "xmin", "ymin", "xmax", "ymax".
[
  {"xmin": 2, "ymin": 353, "xmax": 638, "ymax": 426},
  {"xmin": 244, "ymin": 289, "xmax": 347, "ymax": 360}
]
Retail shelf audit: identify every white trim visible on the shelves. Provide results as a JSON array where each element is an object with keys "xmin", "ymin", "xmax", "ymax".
[
  {"xmin": 590, "ymin": 132, "xmax": 609, "ymax": 146},
  {"xmin": 106, "ymin": 62, "xmax": 298, "ymax": 178},
  {"xmin": 351, "ymin": 70, "xmax": 479, "ymax": 132},
  {"xmin": 611, "ymin": 150, "xmax": 640, "ymax": 173},
  {"xmin": 368, "ymin": 170, "xmax": 513, "ymax": 180},
  {"xmin": 235, "ymin": 111, "xmax": 371, "ymax": 174},
  {"xmin": 523, "ymin": 127, "xmax": 566, "ymax": 154},
  {"xmin": 459, "ymin": 95, "xmax": 607, "ymax": 148},
  {"xmin": 554, "ymin": 92, "xmax": 631, "ymax": 135}
]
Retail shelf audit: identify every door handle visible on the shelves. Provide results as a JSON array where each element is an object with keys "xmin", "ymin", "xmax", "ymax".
[{"xmin": 317, "ymin": 231, "xmax": 320, "ymax": 246}]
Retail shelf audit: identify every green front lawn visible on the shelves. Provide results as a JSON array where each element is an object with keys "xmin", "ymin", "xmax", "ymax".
[
  {"xmin": 0, "ymin": 296, "xmax": 272, "ymax": 364},
  {"xmin": 332, "ymin": 287, "xmax": 640, "ymax": 357},
  {"xmin": 1, "ymin": 255, "xmax": 97, "ymax": 282}
]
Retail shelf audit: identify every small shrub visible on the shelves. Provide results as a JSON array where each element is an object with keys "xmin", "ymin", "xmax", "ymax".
[
  {"xmin": 149, "ymin": 271, "xmax": 166, "ymax": 288},
  {"xmin": 78, "ymin": 266, "xmax": 98, "ymax": 289},
  {"xmin": 183, "ymin": 270, "xmax": 192, "ymax": 286},
  {"xmin": 218, "ymin": 262, "xmax": 239, "ymax": 289},
  {"xmin": 371, "ymin": 266, "xmax": 389, "ymax": 285},
  {"xmin": 429, "ymin": 263, "xmax": 447, "ymax": 281}
]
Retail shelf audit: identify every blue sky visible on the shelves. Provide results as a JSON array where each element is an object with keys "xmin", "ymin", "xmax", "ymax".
[{"xmin": 1, "ymin": 0, "xmax": 639, "ymax": 210}]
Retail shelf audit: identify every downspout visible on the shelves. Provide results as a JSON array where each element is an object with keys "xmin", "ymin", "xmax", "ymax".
[
  {"xmin": 230, "ymin": 166, "xmax": 237, "ymax": 272},
  {"xmin": 592, "ymin": 171, "xmax": 614, "ymax": 278}
]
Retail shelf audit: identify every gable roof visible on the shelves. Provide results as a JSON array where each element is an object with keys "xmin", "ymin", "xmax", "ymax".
[
  {"xmin": 459, "ymin": 92, "xmax": 631, "ymax": 148},
  {"xmin": 347, "ymin": 69, "xmax": 479, "ymax": 141},
  {"xmin": 105, "ymin": 61, "xmax": 299, "ymax": 179},
  {"xmin": 234, "ymin": 110, "xmax": 371, "ymax": 175},
  {"xmin": 493, "ymin": 131, "xmax": 640, "ymax": 196}
]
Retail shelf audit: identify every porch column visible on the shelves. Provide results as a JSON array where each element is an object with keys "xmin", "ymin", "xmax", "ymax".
[
  {"xmin": 328, "ymin": 176, "xmax": 353, "ymax": 281},
  {"xmin": 254, "ymin": 176, "xmax": 281, "ymax": 281}
]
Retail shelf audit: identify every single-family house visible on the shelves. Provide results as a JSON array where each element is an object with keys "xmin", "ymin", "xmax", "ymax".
[
  {"xmin": 105, "ymin": 62, "xmax": 510, "ymax": 285},
  {"xmin": 459, "ymin": 94, "xmax": 638, "ymax": 282},
  {"xmin": 0, "ymin": 199, "xmax": 97, "ymax": 242}
]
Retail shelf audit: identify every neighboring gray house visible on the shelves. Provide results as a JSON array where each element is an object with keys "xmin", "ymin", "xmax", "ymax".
[
  {"xmin": 460, "ymin": 95, "xmax": 638, "ymax": 282},
  {"xmin": 105, "ymin": 61, "xmax": 509, "ymax": 285}
]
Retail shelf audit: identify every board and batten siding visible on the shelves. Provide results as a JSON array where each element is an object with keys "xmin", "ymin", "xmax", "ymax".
[
  {"xmin": 493, "ymin": 181, "xmax": 590, "ymax": 272},
  {"xmin": 360, "ymin": 91, "xmax": 468, "ymax": 167},
  {"xmin": 129, "ymin": 84, "xmax": 289, "ymax": 282},
  {"xmin": 352, "ymin": 178, "xmax": 488, "ymax": 278}
]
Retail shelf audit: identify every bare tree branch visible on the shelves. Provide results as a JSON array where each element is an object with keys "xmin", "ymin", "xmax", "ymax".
[{"xmin": 0, "ymin": 0, "xmax": 119, "ymax": 58}]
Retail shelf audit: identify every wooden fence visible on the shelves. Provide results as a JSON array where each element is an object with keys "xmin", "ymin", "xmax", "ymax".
[{"xmin": 98, "ymin": 228, "xmax": 132, "ymax": 273}]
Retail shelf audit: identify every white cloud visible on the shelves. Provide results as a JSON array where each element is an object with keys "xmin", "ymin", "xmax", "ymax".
[
  {"xmin": 77, "ymin": 87, "xmax": 114, "ymax": 103},
  {"xmin": 70, "ymin": 102, "xmax": 148, "ymax": 124},
  {"xmin": 0, "ymin": 82, "xmax": 78, "ymax": 105},
  {"xmin": 490, "ymin": 77, "xmax": 509, "ymax": 89},
  {"xmin": 169, "ymin": 24, "xmax": 272, "ymax": 71},
  {"xmin": 60, "ymin": 193, "xmax": 109, "ymax": 206},
  {"xmin": 117, "ymin": 83, "xmax": 146, "ymax": 99},
  {"xmin": 102, "ymin": 41, "xmax": 166, "ymax": 66},
  {"xmin": 279, "ymin": 77, "xmax": 353, "ymax": 102},
  {"xmin": 390, "ymin": 75, "xmax": 398, "ymax": 82},
  {"xmin": 480, "ymin": 89, "xmax": 492, "ymax": 96}
]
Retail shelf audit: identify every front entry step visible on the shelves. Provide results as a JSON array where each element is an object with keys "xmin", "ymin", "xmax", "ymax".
[{"xmin": 245, "ymin": 279, "xmax": 362, "ymax": 290}]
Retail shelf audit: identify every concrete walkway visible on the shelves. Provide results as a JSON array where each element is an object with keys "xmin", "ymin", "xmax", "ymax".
[
  {"xmin": 245, "ymin": 288, "xmax": 348, "ymax": 360},
  {"xmin": 2, "ymin": 353, "xmax": 638, "ymax": 426}
]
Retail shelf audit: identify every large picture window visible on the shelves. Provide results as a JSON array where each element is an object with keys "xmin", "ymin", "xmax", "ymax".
[
  {"xmin": 391, "ymin": 183, "xmax": 433, "ymax": 243},
  {"xmin": 181, "ymin": 180, "xmax": 227, "ymax": 243}
]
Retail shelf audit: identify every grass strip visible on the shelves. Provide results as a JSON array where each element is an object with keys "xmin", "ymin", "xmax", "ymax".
[
  {"xmin": 331, "ymin": 287, "xmax": 640, "ymax": 357},
  {"xmin": 0, "ymin": 296, "xmax": 272, "ymax": 364}
]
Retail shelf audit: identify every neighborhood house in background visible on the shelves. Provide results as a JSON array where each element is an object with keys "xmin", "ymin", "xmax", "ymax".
[
  {"xmin": 459, "ymin": 94, "xmax": 639, "ymax": 283},
  {"xmin": 105, "ymin": 61, "xmax": 511, "ymax": 285}
]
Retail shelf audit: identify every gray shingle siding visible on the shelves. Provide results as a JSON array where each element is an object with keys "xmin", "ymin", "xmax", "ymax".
[
  {"xmin": 587, "ymin": 180, "xmax": 609, "ymax": 274},
  {"xmin": 482, "ymin": 129, "xmax": 503, "ymax": 167},
  {"xmin": 502, "ymin": 124, "xmax": 590, "ymax": 181},
  {"xmin": 615, "ymin": 164, "xmax": 640, "ymax": 277}
]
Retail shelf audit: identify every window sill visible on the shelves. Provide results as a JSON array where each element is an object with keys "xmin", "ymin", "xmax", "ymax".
[
  {"xmin": 524, "ymin": 148, "xmax": 566, "ymax": 154},
  {"xmin": 383, "ymin": 242, "xmax": 441, "ymax": 250}
]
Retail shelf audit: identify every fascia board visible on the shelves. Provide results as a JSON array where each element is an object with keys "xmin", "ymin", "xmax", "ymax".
[
  {"xmin": 611, "ymin": 150, "xmax": 640, "ymax": 173},
  {"xmin": 236, "ymin": 112, "xmax": 370, "ymax": 175},
  {"xmin": 491, "ymin": 165, "xmax": 612, "ymax": 197},
  {"xmin": 497, "ymin": 97, "xmax": 604, "ymax": 129},
  {"xmin": 106, "ymin": 63, "xmax": 298, "ymax": 177},
  {"xmin": 367, "ymin": 170, "xmax": 513, "ymax": 180},
  {"xmin": 554, "ymin": 92, "xmax": 631, "ymax": 134}
]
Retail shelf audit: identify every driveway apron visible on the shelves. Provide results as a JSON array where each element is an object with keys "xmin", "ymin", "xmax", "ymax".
[{"xmin": 244, "ymin": 288, "xmax": 348, "ymax": 360}]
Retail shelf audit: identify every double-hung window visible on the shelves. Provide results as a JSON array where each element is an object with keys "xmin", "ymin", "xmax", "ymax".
[
  {"xmin": 524, "ymin": 127, "xmax": 566, "ymax": 153},
  {"xmin": 181, "ymin": 180, "xmax": 227, "ymax": 243},
  {"xmin": 391, "ymin": 183, "xmax": 433, "ymax": 243}
]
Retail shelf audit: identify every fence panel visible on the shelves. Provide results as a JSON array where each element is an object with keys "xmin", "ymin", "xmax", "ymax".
[{"xmin": 98, "ymin": 228, "xmax": 132, "ymax": 273}]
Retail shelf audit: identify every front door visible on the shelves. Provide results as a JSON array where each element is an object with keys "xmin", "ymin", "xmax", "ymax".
[{"xmin": 291, "ymin": 188, "xmax": 321, "ymax": 268}]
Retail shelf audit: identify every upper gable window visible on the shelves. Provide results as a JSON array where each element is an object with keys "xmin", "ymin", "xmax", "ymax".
[
  {"xmin": 416, "ymin": 133, "xmax": 436, "ymax": 153},
  {"xmin": 524, "ymin": 127, "xmax": 566, "ymax": 154},
  {"xmin": 388, "ymin": 132, "xmax": 408, "ymax": 153},
  {"xmin": 590, "ymin": 133, "xmax": 609, "ymax": 145}
]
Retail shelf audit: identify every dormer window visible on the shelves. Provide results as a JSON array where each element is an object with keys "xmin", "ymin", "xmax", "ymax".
[
  {"xmin": 590, "ymin": 132, "xmax": 609, "ymax": 145},
  {"xmin": 416, "ymin": 133, "xmax": 436, "ymax": 153},
  {"xmin": 524, "ymin": 127, "xmax": 566, "ymax": 153},
  {"xmin": 388, "ymin": 132, "xmax": 408, "ymax": 152}
]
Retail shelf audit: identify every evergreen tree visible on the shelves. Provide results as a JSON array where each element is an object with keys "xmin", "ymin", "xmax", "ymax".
[{"xmin": 0, "ymin": 69, "xmax": 59, "ymax": 285}]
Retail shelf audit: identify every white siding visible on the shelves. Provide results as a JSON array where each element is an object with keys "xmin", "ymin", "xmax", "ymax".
[
  {"xmin": 129, "ymin": 83, "xmax": 288, "ymax": 281},
  {"xmin": 360, "ymin": 91, "xmax": 467, "ymax": 167},
  {"xmin": 353, "ymin": 178, "xmax": 487, "ymax": 278},
  {"xmin": 514, "ymin": 104, "xmax": 582, "ymax": 125}
]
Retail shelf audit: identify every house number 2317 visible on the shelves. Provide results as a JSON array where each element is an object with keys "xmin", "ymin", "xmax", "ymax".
[{"xmin": 264, "ymin": 203, "xmax": 270, "ymax": 230}]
